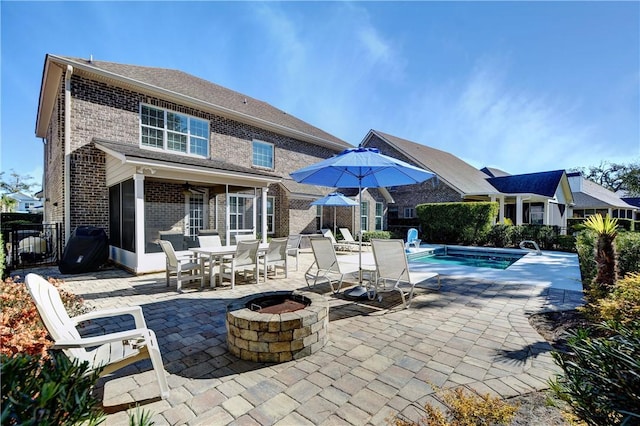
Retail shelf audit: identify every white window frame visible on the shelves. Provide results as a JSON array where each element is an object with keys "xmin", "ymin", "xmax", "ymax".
[
  {"xmin": 140, "ymin": 104, "xmax": 209, "ymax": 157},
  {"xmin": 375, "ymin": 202, "xmax": 383, "ymax": 231},
  {"xmin": 252, "ymin": 140, "xmax": 274, "ymax": 169},
  {"xmin": 404, "ymin": 207, "xmax": 415, "ymax": 218},
  {"xmin": 258, "ymin": 196, "xmax": 275, "ymax": 235},
  {"xmin": 360, "ymin": 201, "xmax": 369, "ymax": 232},
  {"xmin": 184, "ymin": 191, "xmax": 208, "ymax": 238}
]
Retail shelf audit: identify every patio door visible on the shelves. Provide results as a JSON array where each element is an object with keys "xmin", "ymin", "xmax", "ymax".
[{"xmin": 229, "ymin": 194, "xmax": 255, "ymax": 241}]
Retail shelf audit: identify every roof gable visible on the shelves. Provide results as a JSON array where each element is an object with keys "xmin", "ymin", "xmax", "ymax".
[
  {"xmin": 486, "ymin": 170, "xmax": 565, "ymax": 197},
  {"xmin": 569, "ymin": 175, "xmax": 636, "ymax": 209},
  {"xmin": 364, "ymin": 130, "xmax": 498, "ymax": 195}
]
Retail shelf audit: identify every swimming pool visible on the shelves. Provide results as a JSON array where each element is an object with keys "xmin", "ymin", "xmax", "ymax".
[{"xmin": 409, "ymin": 247, "xmax": 525, "ymax": 270}]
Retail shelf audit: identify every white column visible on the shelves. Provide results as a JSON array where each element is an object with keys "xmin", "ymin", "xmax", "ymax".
[
  {"xmin": 134, "ymin": 173, "xmax": 145, "ymax": 266},
  {"xmin": 498, "ymin": 196, "xmax": 505, "ymax": 223},
  {"xmin": 516, "ymin": 195, "xmax": 523, "ymax": 225},
  {"xmin": 261, "ymin": 187, "xmax": 268, "ymax": 244},
  {"xmin": 225, "ymin": 185, "xmax": 230, "ymax": 245}
]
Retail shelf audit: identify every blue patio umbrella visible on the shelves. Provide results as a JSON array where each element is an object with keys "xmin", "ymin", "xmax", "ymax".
[
  {"xmin": 291, "ymin": 146, "xmax": 436, "ymax": 286},
  {"xmin": 311, "ymin": 192, "xmax": 358, "ymax": 236}
]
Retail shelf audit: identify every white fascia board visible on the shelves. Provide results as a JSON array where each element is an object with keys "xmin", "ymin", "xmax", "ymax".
[
  {"xmin": 49, "ymin": 55, "xmax": 348, "ymax": 152},
  {"xmin": 36, "ymin": 57, "xmax": 64, "ymax": 137},
  {"xmin": 125, "ymin": 157, "xmax": 281, "ymax": 186}
]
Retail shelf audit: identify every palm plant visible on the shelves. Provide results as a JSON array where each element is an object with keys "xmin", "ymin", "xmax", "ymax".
[{"xmin": 583, "ymin": 214, "xmax": 619, "ymax": 298}]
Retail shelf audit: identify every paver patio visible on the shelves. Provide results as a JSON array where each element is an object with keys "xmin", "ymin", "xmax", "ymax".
[{"xmin": 19, "ymin": 248, "xmax": 584, "ymax": 425}]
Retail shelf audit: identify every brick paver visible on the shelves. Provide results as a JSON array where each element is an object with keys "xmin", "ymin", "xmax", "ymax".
[{"xmin": 21, "ymin": 248, "xmax": 583, "ymax": 425}]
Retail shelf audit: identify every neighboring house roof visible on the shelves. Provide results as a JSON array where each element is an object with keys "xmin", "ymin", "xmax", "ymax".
[
  {"xmin": 36, "ymin": 55, "xmax": 351, "ymax": 151},
  {"xmin": 4, "ymin": 192, "xmax": 39, "ymax": 202},
  {"xmin": 480, "ymin": 167, "xmax": 511, "ymax": 178},
  {"xmin": 487, "ymin": 170, "xmax": 567, "ymax": 197},
  {"xmin": 622, "ymin": 197, "xmax": 640, "ymax": 208},
  {"xmin": 93, "ymin": 139, "xmax": 280, "ymax": 182},
  {"xmin": 568, "ymin": 173, "xmax": 636, "ymax": 209},
  {"xmin": 364, "ymin": 130, "xmax": 498, "ymax": 196}
]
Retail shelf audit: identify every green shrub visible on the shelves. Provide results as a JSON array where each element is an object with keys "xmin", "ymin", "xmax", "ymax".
[
  {"xmin": 576, "ymin": 229, "xmax": 598, "ymax": 290},
  {"xmin": 616, "ymin": 231, "xmax": 640, "ymax": 276},
  {"xmin": 361, "ymin": 230, "xmax": 391, "ymax": 242},
  {"xmin": 1, "ymin": 352, "xmax": 105, "ymax": 426},
  {"xmin": 417, "ymin": 202, "xmax": 498, "ymax": 245},
  {"xmin": 550, "ymin": 321, "xmax": 640, "ymax": 425},
  {"xmin": 589, "ymin": 273, "xmax": 640, "ymax": 325},
  {"xmin": 486, "ymin": 224, "xmax": 510, "ymax": 248},
  {"xmin": 555, "ymin": 235, "xmax": 576, "ymax": 252}
]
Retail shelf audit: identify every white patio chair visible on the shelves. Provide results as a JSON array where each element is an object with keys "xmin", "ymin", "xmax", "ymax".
[
  {"xmin": 321, "ymin": 228, "xmax": 355, "ymax": 252},
  {"xmin": 259, "ymin": 237, "xmax": 288, "ymax": 279},
  {"xmin": 371, "ymin": 239, "xmax": 440, "ymax": 308},
  {"xmin": 339, "ymin": 227, "xmax": 371, "ymax": 247},
  {"xmin": 159, "ymin": 240, "xmax": 203, "ymax": 292},
  {"xmin": 198, "ymin": 235, "xmax": 222, "ymax": 248},
  {"xmin": 405, "ymin": 228, "xmax": 422, "ymax": 249},
  {"xmin": 220, "ymin": 239, "xmax": 260, "ymax": 288},
  {"xmin": 286, "ymin": 234, "xmax": 302, "ymax": 271},
  {"xmin": 306, "ymin": 237, "xmax": 360, "ymax": 294},
  {"xmin": 25, "ymin": 273, "xmax": 170, "ymax": 400}
]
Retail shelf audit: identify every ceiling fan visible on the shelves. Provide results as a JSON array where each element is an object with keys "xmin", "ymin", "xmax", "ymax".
[{"xmin": 182, "ymin": 182, "xmax": 205, "ymax": 194}]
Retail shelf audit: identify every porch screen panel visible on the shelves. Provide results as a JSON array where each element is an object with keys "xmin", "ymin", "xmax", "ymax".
[
  {"xmin": 189, "ymin": 194, "xmax": 204, "ymax": 238},
  {"xmin": 121, "ymin": 179, "xmax": 135, "ymax": 252},
  {"xmin": 109, "ymin": 185, "xmax": 121, "ymax": 248}
]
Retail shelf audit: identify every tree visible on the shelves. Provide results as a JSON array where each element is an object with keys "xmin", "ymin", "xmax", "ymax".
[
  {"xmin": 572, "ymin": 161, "xmax": 640, "ymax": 196},
  {"xmin": 583, "ymin": 213, "xmax": 619, "ymax": 299},
  {"xmin": 0, "ymin": 169, "xmax": 36, "ymax": 195}
]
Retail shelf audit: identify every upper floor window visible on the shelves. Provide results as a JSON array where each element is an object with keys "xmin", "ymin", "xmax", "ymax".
[
  {"xmin": 252, "ymin": 140, "xmax": 274, "ymax": 169},
  {"xmin": 404, "ymin": 207, "xmax": 415, "ymax": 218},
  {"xmin": 140, "ymin": 105, "xmax": 209, "ymax": 157}
]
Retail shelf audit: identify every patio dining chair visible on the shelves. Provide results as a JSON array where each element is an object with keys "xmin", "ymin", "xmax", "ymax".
[
  {"xmin": 259, "ymin": 237, "xmax": 289, "ymax": 279},
  {"xmin": 371, "ymin": 239, "xmax": 440, "ymax": 308},
  {"xmin": 159, "ymin": 240, "xmax": 203, "ymax": 292},
  {"xmin": 198, "ymin": 235, "xmax": 222, "ymax": 248},
  {"xmin": 220, "ymin": 239, "xmax": 260, "ymax": 288},
  {"xmin": 306, "ymin": 237, "xmax": 360, "ymax": 294},
  {"xmin": 405, "ymin": 228, "xmax": 422, "ymax": 249},
  {"xmin": 234, "ymin": 234, "xmax": 255, "ymax": 244},
  {"xmin": 25, "ymin": 273, "xmax": 170, "ymax": 400},
  {"xmin": 286, "ymin": 234, "xmax": 302, "ymax": 271}
]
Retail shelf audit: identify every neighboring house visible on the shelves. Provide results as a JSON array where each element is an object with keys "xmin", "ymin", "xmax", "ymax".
[
  {"xmin": 35, "ymin": 54, "xmax": 351, "ymax": 273},
  {"xmin": 567, "ymin": 172, "xmax": 637, "ymax": 221},
  {"xmin": 2, "ymin": 192, "xmax": 41, "ymax": 213},
  {"xmin": 361, "ymin": 130, "xmax": 574, "ymax": 230}
]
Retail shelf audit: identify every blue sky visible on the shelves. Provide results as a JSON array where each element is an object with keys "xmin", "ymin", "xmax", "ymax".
[{"xmin": 2, "ymin": 1, "xmax": 639, "ymax": 193}]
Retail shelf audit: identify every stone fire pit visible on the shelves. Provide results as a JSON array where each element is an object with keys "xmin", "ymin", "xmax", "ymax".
[{"xmin": 226, "ymin": 290, "xmax": 329, "ymax": 363}]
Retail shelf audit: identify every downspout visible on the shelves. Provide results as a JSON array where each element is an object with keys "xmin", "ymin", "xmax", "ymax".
[{"xmin": 64, "ymin": 65, "xmax": 73, "ymax": 243}]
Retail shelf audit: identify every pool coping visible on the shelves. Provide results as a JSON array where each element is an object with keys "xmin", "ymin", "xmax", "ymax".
[{"xmin": 408, "ymin": 244, "xmax": 583, "ymax": 293}]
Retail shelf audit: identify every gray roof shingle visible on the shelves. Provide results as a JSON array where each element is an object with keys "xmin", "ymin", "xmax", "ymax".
[{"xmin": 57, "ymin": 55, "xmax": 350, "ymax": 150}]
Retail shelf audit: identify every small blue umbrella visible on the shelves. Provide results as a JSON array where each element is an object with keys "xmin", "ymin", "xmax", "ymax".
[
  {"xmin": 311, "ymin": 192, "xmax": 358, "ymax": 236},
  {"xmin": 291, "ymin": 146, "xmax": 435, "ymax": 285}
]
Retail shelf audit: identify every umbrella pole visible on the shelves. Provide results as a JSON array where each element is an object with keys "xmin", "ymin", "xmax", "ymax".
[{"xmin": 358, "ymin": 181, "xmax": 363, "ymax": 285}]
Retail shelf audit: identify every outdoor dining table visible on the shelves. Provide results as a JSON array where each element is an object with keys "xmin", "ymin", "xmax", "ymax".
[{"xmin": 190, "ymin": 243, "xmax": 270, "ymax": 288}]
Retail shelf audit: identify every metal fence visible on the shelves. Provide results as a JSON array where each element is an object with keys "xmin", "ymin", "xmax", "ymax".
[{"xmin": 3, "ymin": 223, "xmax": 62, "ymax": 271}]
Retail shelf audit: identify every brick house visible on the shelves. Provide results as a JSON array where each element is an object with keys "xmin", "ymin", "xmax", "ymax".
[
  {"xmin": 35, "ymin": 55, "xmax": 352, "ymax": 273},
  {"xmin": 361, "ymin": 130, "xmax": 574, "ymax": 231}
]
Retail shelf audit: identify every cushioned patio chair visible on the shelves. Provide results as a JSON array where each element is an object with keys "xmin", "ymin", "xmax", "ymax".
[
  {"xmin": 371, "ymin": 239, "xmax": 440, "ymax": 308},
  {"xmin": 159, "ymin": 240, "xmax": 203, "ymax": 292},
  {"xmin": 306, "ymin": 237, "xmax": 360, "ymax": 294},
  {"xmin": 405, "ymin": 228, "xmax": 422, "ymax": 249},
  {"xmin": 25, "ymin": 273, "xmax": 170, "ymax": 400}
]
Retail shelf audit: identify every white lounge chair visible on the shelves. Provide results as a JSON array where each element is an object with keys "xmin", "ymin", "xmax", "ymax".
[
  {"xmin": 371, "ymin": 239, "xmax": 440, "ymax": 308},
  {"xmin": 260, "ymin": 237, "xmax": 288, "ymax": 279},
  {"xmin": 321, "ymin": 228, "xmax": 355, "ymax": 252},
  {"xmin": 220, "ymin": 239, "xmax": 260, "ymax": 288},
  {"xmin": 159, "ymin": 240, "xmax": 203, "ymax": 292},
  {"xmin": 339, "ymin": 227, "xmax": 371, "ymax": 247},
  {"xmin": 25, "ymin": 273, "xmax": 170, "ymax": 399},
  {"xmin": 286, "ymin": 234, "xmax": 302, "ymax": 271},
  {"xmin": 405, "ymin": 228, "xmax": 422, "ymax": 249},
  {"xmin": 306, "ymin": 237, "xmax": 360, "ymax": 294}
]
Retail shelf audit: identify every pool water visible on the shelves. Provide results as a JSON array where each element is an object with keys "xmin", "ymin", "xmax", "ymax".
[{"xmin": 409, "ymin": 249, "xmax": 525, "ymax": 270}]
